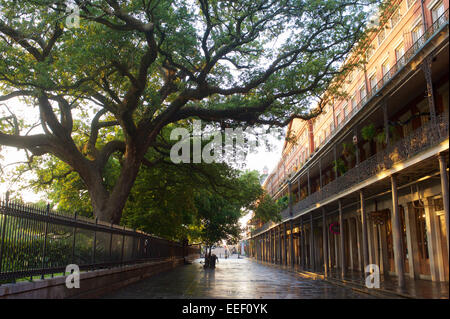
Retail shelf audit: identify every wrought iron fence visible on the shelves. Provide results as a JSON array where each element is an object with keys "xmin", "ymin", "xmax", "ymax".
[
  {"xmin": 0, "ymin": 201, "xmax": 200, "ymax": 284},
  {"xmin": 252, "ymin": 114, "xmax": 449, "ymax": 236}
]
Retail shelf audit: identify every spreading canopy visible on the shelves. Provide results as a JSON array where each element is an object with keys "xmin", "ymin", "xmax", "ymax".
[{"xmin": 0, "ymin": 0, "xmax": 379, "ymax": 223}]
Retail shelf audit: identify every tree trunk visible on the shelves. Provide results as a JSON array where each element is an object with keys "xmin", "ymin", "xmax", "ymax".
[{"xmin": 86, "ymin": 143, "xmax": 146, "ymax": 224}]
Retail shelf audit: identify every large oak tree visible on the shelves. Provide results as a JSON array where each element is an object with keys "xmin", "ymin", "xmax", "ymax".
[{"xmin": 0, "ymin": 0, "xmax": 378, "ymax": 223}]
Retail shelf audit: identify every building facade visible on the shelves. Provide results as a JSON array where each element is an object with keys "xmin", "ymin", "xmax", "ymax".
[{"xmin": 249, "ymin": 0, "xmax": 449, "ymax": 288}]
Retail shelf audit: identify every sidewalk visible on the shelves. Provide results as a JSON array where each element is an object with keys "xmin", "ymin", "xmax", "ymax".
[{"xmin": 251, "ymin": 259, "xmax": 449, "ymax": 299}]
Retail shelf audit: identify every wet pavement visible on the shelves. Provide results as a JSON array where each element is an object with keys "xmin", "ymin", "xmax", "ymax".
[{"xmin": 103, "ymin": 256, "xmax": 375, "ymax": 299}]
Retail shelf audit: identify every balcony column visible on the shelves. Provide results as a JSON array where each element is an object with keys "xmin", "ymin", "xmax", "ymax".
[
  {"xmin": 288, "ymin": 181, "xmax": 293, "ymax": 216},
  {"xmin": 390, "ymin": 174, "xmax": 406, "ymax": 288},
  {"xmin": 301, "ymin": 216, "xmax": 306, "ymax": 269},
  {"xmin": 290, "ymin": 220, "xmax": 295, "ymax": 267},
  {"xmin": 297, "ymin": 177, "xmax": 301, "ymax": 200},
  {"xmin": 319, "ymin": 158, "xmax": 323, "ymax": 190},
  {"xmin": 260, "ymin": 235, "xmax": 263, "ymax": 261},
  {"xmin": 422, "ymin": 56, "xmax": 436, "ymax": 122},
  {"xmin": 405, "ymin": 203, "xmax": 421, "ymax": 279},
  {"xmin": 283, "ymin": 222, "xmax": 288, "ymax": 266},
  {"xmin": 339, "ymin": 199, "xmax": 346, "ymax": 278},
  {"xmin": 360, "ymin": 191, "xmax": 369, "ymax": 277},
  {"xmin": 333, "ymin": 146, "xmax": 338, "ymax": 179},
  {"xmin": 322, "ymin": 208, "xmax": 329, "ymax": 277},
  {"xmin": 354, "ymin": 128, "xmax": 360, "ymax": 165},
  {"xmin": 257, "ymin": 237, "xmax": 259, "ymax": 259},
  {"xmin": 257, "ymin": 236, "xmax": 259, "ymax": 260},
  {"xmin": 270, "ymin": 228, "xmax": 273, "ymax": 263},
  {"xmin": 307, "ymin": 169, "xmax": 311, "ymax": 196},
  {"xmin": 261, "ymin": 235, "xmax": 264, "ymax": 261},
  {"xmin": 271, "ymin": 230, "xmax": 274, "ymax": 262},
  {"xmin": 438, "ymin": 153, "xmax": 449, "ymax": 253},
  {"xmin": 279, "ymin": 225, "xmax": 282, "ymax": 265},
  {"xmin": 275, "ymin": 228, "xmax": 278, "ymax": 263},
  {"xmin": 265, "ymin": 232, "xmax": 268, "ymax": 262},
  {"xmin": 383, "ymin": 100, "xmax": 390, "ymax": 145},
  {"xmin": 310, "ymin": 213, "xmax": 315, "ymax": 270},
  {"xmin": 260, "ymin": 234, "xmax": 263, "ymax": 261}
]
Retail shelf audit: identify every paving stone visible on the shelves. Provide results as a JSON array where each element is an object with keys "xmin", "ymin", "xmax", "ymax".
[{"xmin": 103, "ymin": 256, "xmax": 375, "ymax": 299}]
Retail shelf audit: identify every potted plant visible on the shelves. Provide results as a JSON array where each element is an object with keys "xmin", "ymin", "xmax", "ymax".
[
  {"xmin": 341, "ymin": 142, "xmax": 355, "ymax": 159},
  {"xmin": 332, "ymin": 159, "xmax": 347, "ymax": 176},
  {"xmin": 361, "ymin": 124, "xmax": 376, "ymax": 141}
]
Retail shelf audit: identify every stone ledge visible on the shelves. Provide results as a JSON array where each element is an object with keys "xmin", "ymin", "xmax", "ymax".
[{"xmin": 0, "ymin": 256, "xmax": 195, "ymax": 299}]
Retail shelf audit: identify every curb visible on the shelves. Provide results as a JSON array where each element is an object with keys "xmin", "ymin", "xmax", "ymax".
[{"xmin": 294, "ymin": 270, "xmax": 414, "ymax": 299}]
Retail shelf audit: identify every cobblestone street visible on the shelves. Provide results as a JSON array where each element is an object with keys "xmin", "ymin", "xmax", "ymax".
[{"xmin": 103, "ymin": 256, "xmax": 375, "ymax": 299}]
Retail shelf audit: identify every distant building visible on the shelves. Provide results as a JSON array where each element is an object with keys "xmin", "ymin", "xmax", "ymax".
[{"xmin": 259, "ymin": 166, "xmax": 269, "ymax": 184}]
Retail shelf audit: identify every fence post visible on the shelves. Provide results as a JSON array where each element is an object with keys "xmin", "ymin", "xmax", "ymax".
[
  {"xmin": 109, "ymin": 222, "xmax": 113, "ymax": 264},
  {"xmin": 0, "ymin": 199, "xmax": 8, "ymax": 277},
  {"xmin": 71, "ymin": 212, "xmax": 78, "ymax": 265},
  {"xmin": 92, "ymin": 217, "xmax": 98, "ymax": 267},
  {"xmin": 41, "ymin": 204, "xmax": 50, "ymax": 280},
  {"xmin": 120, "ymin": 226, "xmax": 125, "ymax": 265}
]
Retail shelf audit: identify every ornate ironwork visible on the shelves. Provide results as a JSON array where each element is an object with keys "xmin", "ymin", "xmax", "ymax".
[
  {"xmin": 252, "ymin": 9, "xmax": 449, "ymax": 238},
  {"xmin": 253, "ymin": 115, "xmax": 448, "ymax": 236},
  {"xmin": 312, "ymin": 8, "xmax": 448, "ymax": 153},
  {"xmin": 369, "ymin": 209, "xmax": 390, "ymax": 225},
  {"xmin": 0, "ymin": 201, "xmax": 200, "ymax": 284}
]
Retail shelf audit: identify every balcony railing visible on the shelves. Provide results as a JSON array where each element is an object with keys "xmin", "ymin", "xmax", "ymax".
[
  {"xmin": 270, "ymin": 8, "xmax": 449, "ymax": 202},
  {"xmin": 252, "ymin": 115, "xmax": 449, "ymax": 236},
  {"xmin": 315, "ymin": 9, "xmax": 449, "ymax": 152}
]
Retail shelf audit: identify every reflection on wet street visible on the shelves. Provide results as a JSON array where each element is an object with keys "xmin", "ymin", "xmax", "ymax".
[{"xmin": 103, "ymin": 256, "xmax": 374, "ymax": 299}]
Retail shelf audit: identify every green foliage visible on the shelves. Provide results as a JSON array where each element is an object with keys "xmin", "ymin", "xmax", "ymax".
[
  {"xmin": 361, "ymin": 124, "xmax": 376, "ymax": 141},
  {"xmin": 342, "ymin": 142, "xmax": 356, "ymax": 158},
  {"xmin": 194, "ymin": 170, "xmax": 263, "ymax": 246},
  {"xmin": 374, "ymin": 125, "xmax": 396, "ymax": 145},
  {"xmin": 0, "ymin": 0, "xmax": 381, "ymax": 224},
  {"xmin": 332, "ymin": 159, "xmax": 347, "ymax": 175},
  {"xmin": 20, "ymin": 140, "xmax": 264, "ymax": 243},
  {"xmin": 252, "ymin": 193, "xmax": 282, "ymax": 224},
  {"xmin": 276, "ymin": 195, "xmax": 289, "ymax": 210}
]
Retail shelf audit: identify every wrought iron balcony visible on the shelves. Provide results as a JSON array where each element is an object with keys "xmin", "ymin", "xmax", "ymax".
[
  {"xmin": 252, "ymin": 9, "xmax": 450, "ymax": 236},
  {"xmin": 252, "ymin": 115, "xmax": 449, "ymax": 236}
]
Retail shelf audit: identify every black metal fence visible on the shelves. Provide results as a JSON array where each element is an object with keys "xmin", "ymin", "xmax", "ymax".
[{"xmin": 0, "ymin": 201, "xmax": 200, "ymax": 284}]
